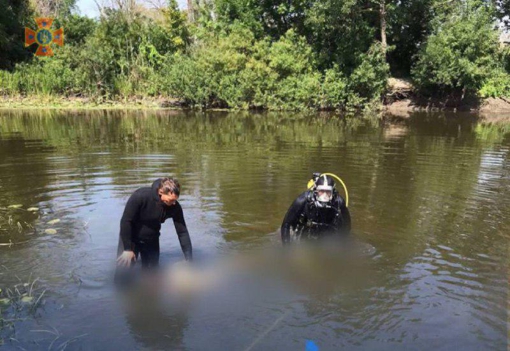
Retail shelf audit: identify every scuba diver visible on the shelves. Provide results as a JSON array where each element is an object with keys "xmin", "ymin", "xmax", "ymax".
[{"xmin": 281, "ymin": 173, "xmax": 351, "ymax": 244}]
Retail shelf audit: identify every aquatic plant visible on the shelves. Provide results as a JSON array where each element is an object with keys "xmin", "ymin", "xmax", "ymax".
[{"xmin": 0, "ymin": 274, "xmax": 46, "ymax": 344}]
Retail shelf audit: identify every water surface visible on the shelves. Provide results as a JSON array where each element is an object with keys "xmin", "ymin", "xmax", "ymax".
[{"xmin": 0, "ymin": 110, "xmax": 508, "ymax": 350}]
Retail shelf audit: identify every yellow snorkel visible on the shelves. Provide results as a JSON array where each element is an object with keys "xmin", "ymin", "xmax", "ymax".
[{"xmin": 307, "ymin": 172, "xmax": 349, "ymax": 207}]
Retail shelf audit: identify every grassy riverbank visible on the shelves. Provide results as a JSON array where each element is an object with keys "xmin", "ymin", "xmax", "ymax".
[
  {"xmin": 0, "ymin": 96, "xmax": 181, "ymax": 110},
  {"xmin": 3, "ymin": 94, "xmax": 510, "ymax": 119},
  {"xmin": 2, "ymin": 1, "xmax": 510, "ymax": 112}
]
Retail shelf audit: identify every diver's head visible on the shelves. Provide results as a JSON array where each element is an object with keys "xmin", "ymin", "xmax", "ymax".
[{"xmin": 314, "ymin": 174, "xmax": 335, "ymax": 206}]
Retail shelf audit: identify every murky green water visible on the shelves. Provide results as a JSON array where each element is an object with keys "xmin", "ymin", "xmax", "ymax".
[{"xmin": 0, "ymin": 110, "xmax": 508, "ymax": 350}]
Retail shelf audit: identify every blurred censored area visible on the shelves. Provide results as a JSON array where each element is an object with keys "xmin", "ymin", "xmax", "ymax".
[{"xmin": 118, "ymin": 238, "xmax": 377, "ymax": 309}]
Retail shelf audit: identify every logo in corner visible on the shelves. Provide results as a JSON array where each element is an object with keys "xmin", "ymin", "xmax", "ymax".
[{"xmin": 25, "ymin": 18, "xmax": 64, "ymax": 57}]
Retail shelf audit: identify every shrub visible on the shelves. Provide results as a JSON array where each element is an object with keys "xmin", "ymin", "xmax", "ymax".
[{"xmin": 412, "ymin": 5, "xmax": 501, "ymax": 95}]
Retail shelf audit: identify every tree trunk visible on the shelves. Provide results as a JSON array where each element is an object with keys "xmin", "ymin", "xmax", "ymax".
[
  {"xmin": 380, "ymin": 1, "xmax": 387, "ymax": 55},
  {"xmin": 187, "ymin": 0, "xmax": 194, "ymax": 22}
]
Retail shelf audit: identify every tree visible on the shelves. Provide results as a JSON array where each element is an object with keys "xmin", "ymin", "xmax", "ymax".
[
  {"xmin": 213, "ymin": 0, "xmax": 312, "ymax": 39},
  {"xmin": 304, "ymin": 0, "xmax": 376, "ymax": 71},
  {"xmin": 0, "ymin": 0, "xmax": 32, "ymax": 70},
  {"xmin": 56, "ymin": 14, "xmax": 97, "ymax": 46},
  {"xmin": 387, "ymin": 0, "xmax": 435, "ymax": 76},
  {"xmin": 160, "ymin": 0, "xmax": 190, "ymax": 50},
  {"xmin": 412, "ymin": 2, "xmax": 502, "ymax": 96},
  {"xmin": 30, "ymin": 0, "xmax": 77, "ymax": 17}
]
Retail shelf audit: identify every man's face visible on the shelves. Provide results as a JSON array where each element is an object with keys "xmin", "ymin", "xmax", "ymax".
[
  {"xmin": 158, "ymin": 190, "xmax": 178, "ymax": 206},
  {"xmin": 317, "ymin": 190, "xmax": 332, "ymax": 203}
]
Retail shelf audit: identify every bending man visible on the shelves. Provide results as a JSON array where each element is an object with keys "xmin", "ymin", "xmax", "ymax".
[{"xmin": 116, "ymin": 177, "xmax": 192, "ymax": 270}]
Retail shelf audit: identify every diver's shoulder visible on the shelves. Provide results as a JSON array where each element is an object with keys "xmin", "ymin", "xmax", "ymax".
[
  {"xmin": 334, "ymin": 194, "xmax": 346, "ymax": 206},
  {"xmin": 294, "ymin": 191, "xmax": 310, "ymax": 204}
]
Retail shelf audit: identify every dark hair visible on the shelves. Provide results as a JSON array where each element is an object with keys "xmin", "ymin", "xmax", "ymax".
[{"xmin": 159, "ymin": 177, "xmax": 180, "ymax": 196}]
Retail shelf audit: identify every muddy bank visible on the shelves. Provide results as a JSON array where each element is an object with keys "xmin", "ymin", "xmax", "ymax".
[
  {"xmin": 385, "ymin": 96, "xmax": 510, "ymax": 112},
  {"xmin": 383, "ymin": 78, "xmax": 510, "ymax": 121}
]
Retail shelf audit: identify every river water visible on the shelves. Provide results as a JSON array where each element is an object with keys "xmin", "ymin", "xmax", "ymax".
[{"xmin": 0, "ymin": 110, "xmax": 508, "ymax": 350}]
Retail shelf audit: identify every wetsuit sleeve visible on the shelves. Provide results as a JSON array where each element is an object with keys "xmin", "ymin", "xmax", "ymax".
[
  {"xmin": 281, "ymin": 194, "xmax": 306, "ymax": 244},
  {"xmin": 120, "ymin": 192, "xmax": 142, "ymax": 251},
  {"xmin": 339, "ymin": 197, "xmax": 351, "ymax": 234},
  {"xmin": 172, "ymin": 203, "xmax": 193, "ymax": 261}
]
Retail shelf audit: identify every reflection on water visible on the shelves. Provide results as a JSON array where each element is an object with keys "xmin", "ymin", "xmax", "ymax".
[{"xmin": 0, "ymin": 110, "xmax": 508, "ymax": 350}]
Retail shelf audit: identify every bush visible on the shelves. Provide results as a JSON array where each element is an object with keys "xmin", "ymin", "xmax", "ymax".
[
  {"xmin": 60, "ymin": 15, "xmax": 97, "ymax": 46},
  {"xmin": 266, "ymin": 30, "xmax": 322, "ymax": 110},
  {"xmin": 161, "ymin": 26, "xmax": 257, "ymax": 107},
  {"xmin": 412, "ymin": 5, "xmax": 501, "ymax": 95},
  {"xmin": 479, "ymin": 70, "xmax": 510, "ymax": 98},
  {"xmin": 160, "ymin": 27, "xmax": 389, "ymax": 110},
  {"xmin": 0, "ymin": 5, "xmax": 391, "ymax": 110},
  {"xmin": 321, "ymin": 66, "xmax": 348, "ymax": 109},
  {"xmin": 0, "ymin": 45, "xmax": 76, "ymax": 96},
  {"xmin": 268, "ymin": 30, "xmax": 316, "ymax": 77},
  {"xmin": 268, "ymin": 72, "xmax": 322, "ymax": 110},
  {"xmin": 67, "ymin": 8, "xmax": 187, "ymax": 97},
  {"xmin": 162, "ymin": 53, "xmax": 213, "ymax": 107},
  {"xmin": 346, "ymin": 43, "xmax": 389, "ymax": 107}
]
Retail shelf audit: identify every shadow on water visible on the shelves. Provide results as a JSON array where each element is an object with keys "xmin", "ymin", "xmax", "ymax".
[{"xmin": 0, "ymin": 109, "xmax": 508, "ymax": 350}]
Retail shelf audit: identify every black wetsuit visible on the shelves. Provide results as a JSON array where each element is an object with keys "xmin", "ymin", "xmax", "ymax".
[
  {"xmin": 281, "ymin": 191, "xmax": 351, "ymax": 244},
  {"xmin": 118, "ymin": 179, "xmax": 192, "ymax": 268}
]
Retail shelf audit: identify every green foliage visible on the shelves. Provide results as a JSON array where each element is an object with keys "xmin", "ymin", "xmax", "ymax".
[
  {"xmin": 479, "ymin": 69, "xmax": 510, "ymax": 98},
  {"xmin": 61, "ymin": 14, "xmax": 97, "ymax": 46},
  {"xmin": 1, "ymin": 0, "xmax": 509, "ymax": 109},
  {"xmin": 501, "ymin": 45, "xmax": 510, "ymax": 72},
  {"xmin": 265, "ymin": 30, "xmax": 321, "ymax": 109},
  {"xmin": 162, "ymin": 53, "xmax": 214, "ymax": 107},
  {"xmin": 214, "ymin": 0, "xmax": 264, "ymax": 36},
  {"xmin": 321, "ymin": 66, "xmax": 348, "ymax": 109},
  {"xmin": 161, "ymin": 26, "xmax": 252, "ymax": 107},
  {"xmin": 30, "ymin": 0, "xmax": 77, "ymax": 18},
  {"xmin": 347, "ymin": 43, "xmax": 389, "ymax": 107},
  {"xmin": 0, "ymin": 0, "xmax": 33, "ymax": 70},
  {"xmin": 214, "ymin": 0, "xmax": 310, "ymax": 39},
  {"xmin": 268, "ymin": 30, "xmax": 316, "ymax": 77},
  {"xmin": 0, "ymin": 4, "xmax": 191, "ymax": 99},
  {"xmin": 0, "ymin": 53, "xmax": 74, "ymax": 96},
  {"xmin": 160, "ymin": 28, "xmax": 387, "ymax": 110},
  {"xmin": 268, "ymin": 72, "xmax": 322, "ymax": 110},
  {"xmin": 59, "ymin": 0, "xmax": 77, "ymax": 18},
  {"xmin": 387, "ymin": 0, "xmax": 435, "ymax": 76},
  {"xmin": 304, "ymin": 0, "xmax": 376, "ymax": 71},
  {"xmin": 160, "ymin": 0, "xmax": 191, "ymax": 50},
  {"xmin": 80, "ymin": 7, "xmax": 188, "ymax": 97},
  {"xmin": 412, "ymin": 4, "xmax": 502, "ymax": 95}
]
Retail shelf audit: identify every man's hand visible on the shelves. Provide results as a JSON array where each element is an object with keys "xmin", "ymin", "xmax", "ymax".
[{"xmin": 117, "ymin": 250, "xmax": 135, "ymax": 267}]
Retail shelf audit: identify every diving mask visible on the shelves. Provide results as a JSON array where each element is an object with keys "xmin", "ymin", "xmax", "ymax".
[{"xmin": 316, "ymin": 184, "xmax": 333, "ymax": 203}]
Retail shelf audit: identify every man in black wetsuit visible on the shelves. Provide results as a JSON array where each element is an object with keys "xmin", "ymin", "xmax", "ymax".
[
  {"xmin": 281, "ymin": 174, "xmax": 351, "ymax": 244},
  {"xmin": 116, "ymin": 178, "xmax": 192, "ymax": 269}
]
